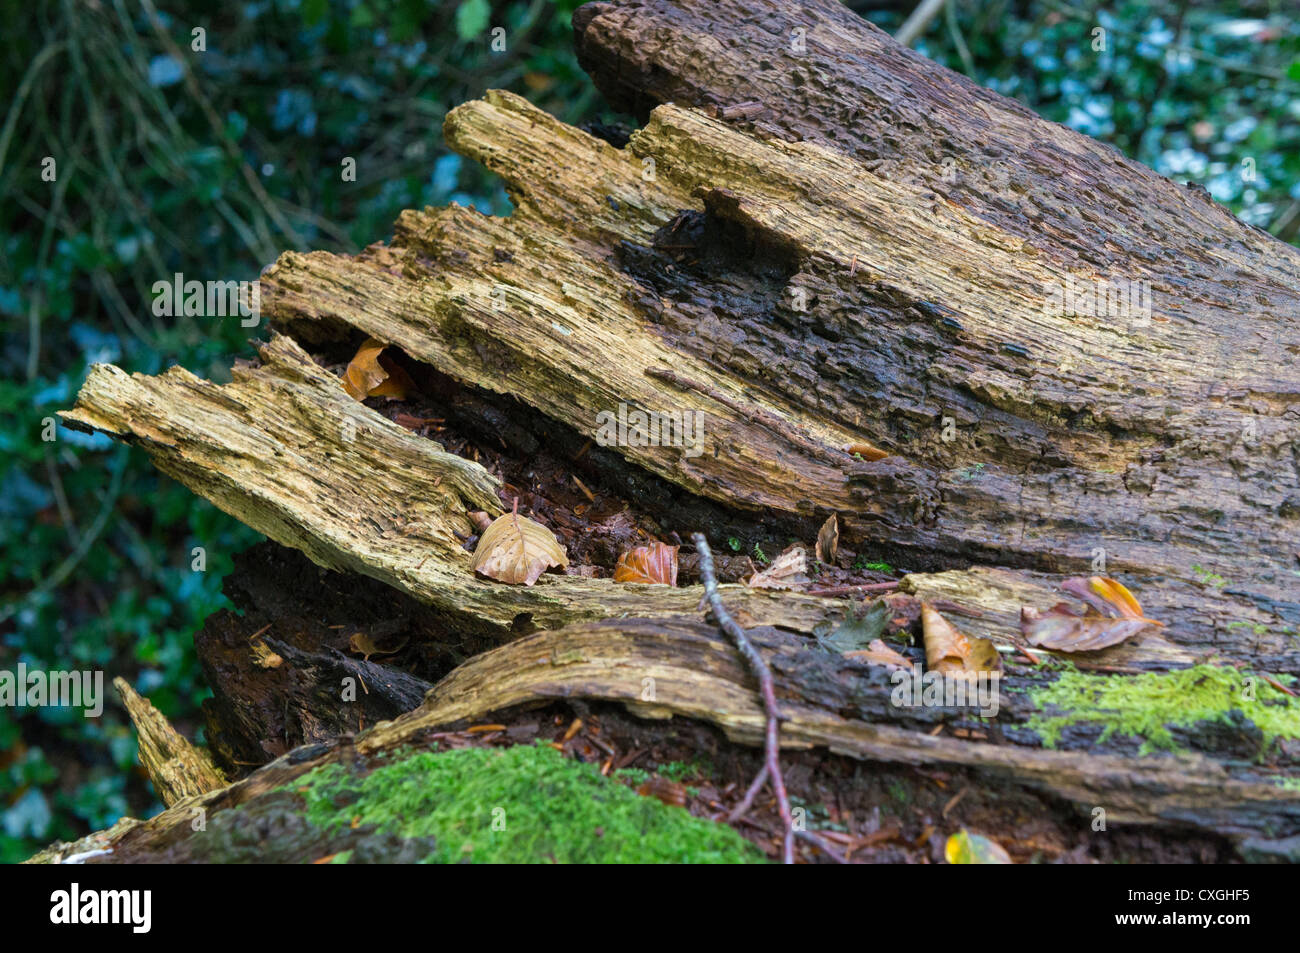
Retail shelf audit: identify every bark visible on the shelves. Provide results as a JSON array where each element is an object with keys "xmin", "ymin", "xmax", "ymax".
[
  {"xmin": 113, "ymin": 678, "xmax": 225, "ymax": 807},
  {"xmin": 48, "ymin": 0, "xmax": 1300, "ymax": 861},
  {"xmin": 40, "ymin": 620, "xmax": 1300, "ymax": 862}
]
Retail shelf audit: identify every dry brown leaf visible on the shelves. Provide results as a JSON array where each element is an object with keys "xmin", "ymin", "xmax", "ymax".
[
  {"xmin": 613, "ymin": 541, "xmax": 679, "ymax": 586},
  {"xmin": 250, "ymin": 641, "xmax": 283, "ymax": 669},
  {"xmin": 921, "ymin": 602, "xmax": 1002, "ymax": 676},
  {"xmin": 846, "ymin": 441, "xmax": 889, "ymax": 461},
  {"xmin": 844, "ymin": 638, "xmax": 913, "ymax": 671},
  {"xmin": 471, "ymin": 508, "xmax": 568, "ymax": 586},
  {"xmin": 637, "ymin": 777, "xmax": 688, "ymax": 807},
  {"xmin": 1061, "ymin": 576, "xmax": 1162, "ymax": 624},
  {"xmin": 747, "ymin": 545, "xmax": 810, "ymax": 589},
  {"xmin": 1020, "ymin": 576, "xmax": 1162, "ymax": 652},
  {"xmin": 347, "ymin": 631, "xmax": 408, "ymax": 661},
  {"xmin": 816, "ymin": 513, "xmax": 839, "ymax": 564},
  {"xmin": 342, "ymin": 338, "xmax": 416, "ymax": 401}
]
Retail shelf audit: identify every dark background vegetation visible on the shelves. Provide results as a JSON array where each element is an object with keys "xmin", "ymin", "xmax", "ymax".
[{"xmin": 2, "ymin": 0, "xmax": 1297, "ymax": 862}]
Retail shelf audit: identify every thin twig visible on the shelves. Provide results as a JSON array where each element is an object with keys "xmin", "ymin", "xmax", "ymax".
[{"xmin": 692, "ymin": 533, "xmax": 794, "ymax": 864}]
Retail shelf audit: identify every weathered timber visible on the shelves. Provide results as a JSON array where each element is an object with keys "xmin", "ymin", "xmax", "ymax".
[
  {"xmin": 50, "ymin": 621, "xmax": 1300, "ymax": 863},
  {"xmin": 49, "ymin": 0, "xmax": 1300, "ymax": 862},
  {"xmin": 113, "ymin": 678, "xmax": 226, "ymax": 807}
]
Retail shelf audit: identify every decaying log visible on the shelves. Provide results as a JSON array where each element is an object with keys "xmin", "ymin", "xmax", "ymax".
[
  {"xmin": 49, "ymin": 0, "xmax": 1300, "ymax": 862},
  {"xmin": 113, "ymin": 678, "xmax": 226, "ymax": 807},
  {"xmin": 53, "ymin": 620, "xmax": 1300, "ymax": 863}
]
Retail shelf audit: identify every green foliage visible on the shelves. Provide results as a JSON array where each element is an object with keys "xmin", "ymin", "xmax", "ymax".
[
  {"xmin": 885, "ymin": 1, "xmax": 1300, "ymax": 235},
  {"xmin": 0, "ymin": 0, "xmax": 600, "ymax": 862},
  {"xmin": 297, "ymin": 743, "xmax": 764, "ymax": 863},
  {"xmin": 1027, "ymin": 665, "xmax": 1300, "ymax": 754}
]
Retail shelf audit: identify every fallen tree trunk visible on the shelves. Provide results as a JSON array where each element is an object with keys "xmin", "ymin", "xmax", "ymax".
[{"xmin": 50, "ymin": 0, "xmax": 1300, "ymax": 862}]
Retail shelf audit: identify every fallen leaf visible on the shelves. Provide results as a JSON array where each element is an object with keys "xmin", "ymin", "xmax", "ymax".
[
  {"xmin": 613, "ymin": 541, "xmax": 679, "ymax": 586},
  {"xmin": 816, "ymin": 513, "xmax": 839, "ymax": 564},
  {"xmin": 846, "ymin": 441, "xmax": 889, "ymax": 461},
  {"xmin": 819, "ymin": 599, "xmax": 890, "ymax": 653},
  {"xmin": 637, "ymin": 777, "xmax": 688, "ymax": 808},
  {"xmin": 250, "ymin": 640, "xmax": 283, "ymax": 669},
  {"xmin": 748, "ymin": 545, "xmax": 810, "ymax": 589},
  {"xmin": 1020, "ymin": 606, "xmax": 1155, "ymax": 652},
  {"xmin": 922, "ymin": 602, "xmax": 1002, "ymax": 676},
  {"xmin": 341, "ymin": 338, "xmax": 416, "ymax": 401},
  {"xmin": 945, "ymin": 830, "xmax": 1011, "ymax": 864},
  {"xmin": 1020, "ymin": 576, "xmax": 1162, "ymax": 652},
  {"xmin": 1061, "ymin": 576, "xmax": 1162, "ymax": 624},
  {"xmin": 845, "ymin": 638, "xmax": 914, "ymax": 671},
  {"xmin": 471, "ymin": 507, "xmax": 568, "ymax": 586},
  {"xmin": 347, "ymin": 631, "xmax": 408, "ymax": 661}
]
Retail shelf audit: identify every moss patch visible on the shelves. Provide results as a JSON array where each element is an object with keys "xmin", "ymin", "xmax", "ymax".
[
  {"xmin": 1027, "ymin": 665, "xmax": 1300, "ymax": 755},
  {"xmin": 296, "ymin": 743, "xmax": 765, "ymax": 863}
]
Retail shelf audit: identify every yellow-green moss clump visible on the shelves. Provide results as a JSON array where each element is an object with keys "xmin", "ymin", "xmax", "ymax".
[
  {"xmin": 1027, "ymin": 665, "xmax": 1300, "ymax": 754},
  {"xmin": 296, "ymin": 742, "xmax": 765, "ymax": 864}
]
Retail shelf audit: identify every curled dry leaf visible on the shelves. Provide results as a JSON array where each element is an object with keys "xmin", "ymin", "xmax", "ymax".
[
  {"xmin": 348, "ymin": 631, "xmax": 408, "ymax": 661},
  {"xmin": 747, "ymin": 545, "xmax": 810, "ymax": 589},
  {"xmin": 342, "ymin": 338, "xmax": 416, "ymax": 401},
  {"xmin": 845, "ymin": 638, "xmax": 913, "ymax": 672},
  {"xmin": 846, "ymin": 441, "xmax": 889, "ymax": 462},
  {"xmin": 613, "ymin": 541, "xmax": 679, "ymax": 586},
  {"xmin": 921, "ymin": 602, "xmax": 1002, "ymax": 676},
  {"xmin": 816, "ymin": 513, "xmax": 839, "ymax": 564},
  {"xmin": 1021, "ymin": 576, "xmax": 1162, "ymax": 653},
  {"xmin": 1061, "ymin": 576, "xmax": 1162, "ymax": 624},
  {"xmin": 637, "ymin": 777, "xmax": 689, "ymax": 808},
  {"xmin": 471, "ymin": 509, "xmax": 569, "ymax": 586},
  {"xmin": 945, "ymin": 830, "xmax": 1012, "ymax": 864}
]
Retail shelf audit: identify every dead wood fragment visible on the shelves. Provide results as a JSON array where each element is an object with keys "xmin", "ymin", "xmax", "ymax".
[{"xmin": 113, "ymin": 677, "xmax": 225, "ymax": 807}]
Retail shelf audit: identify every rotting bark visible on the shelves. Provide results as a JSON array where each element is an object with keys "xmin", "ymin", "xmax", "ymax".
[
  {"xmin": 113, "ymin": 678, "xmax": 225, "ymax": 807},
  {"xmin": 37, "ymin": 620, "xmax": 1300, "ymax": 863},
  {"xmin": 50, "ymin": 0, "xmax": 1300, "ymax": 862}
]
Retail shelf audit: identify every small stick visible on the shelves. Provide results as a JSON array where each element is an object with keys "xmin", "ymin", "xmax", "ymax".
[
  {"xmin": 693, "ymin": 532, "xmax": 794, "ymax": 864},
  {"xmin": 806, "ymin": 581, "xmax": 899, "ymax": 596}
]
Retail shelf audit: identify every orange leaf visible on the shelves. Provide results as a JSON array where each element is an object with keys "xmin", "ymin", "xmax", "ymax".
[
  {"xmin": 613, "ymin": 542, "xmax": 679, "ymax": 586},
  {"xmin": 846, "ymin": 441, "xmax": 889, "ymax": 461},
  {"xmin": 921, "ymin": 602, "xmax": 1002, "ymax": 676},
  {"xmin": 471, "ymin": 508, "xmax": 568, "ymax": 586},
  {"xmin": 341, "ymin": 338, "xmax": 415, "ymax": 401}
]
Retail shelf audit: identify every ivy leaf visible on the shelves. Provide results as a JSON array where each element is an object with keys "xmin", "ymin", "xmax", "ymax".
[
  {"xmin": 819, "ymin": 598, "xmax": 890, "ymax": 653},
  {"xmin": 455, "ymin": 0, "xmax": 491, "ymax": 41},
  {"xmin": 471, "ymin": 508, "xmax": 569, "ymax": 586}
]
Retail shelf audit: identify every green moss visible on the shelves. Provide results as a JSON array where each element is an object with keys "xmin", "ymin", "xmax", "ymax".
[
  {"xmin": 295, "ymin": 743, "xmax": 765, "ymax": 864},
  {"xmin": 1027, "ymin": 665, "xmax": 1300, "ymax": 755}
]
